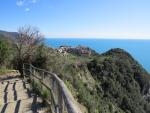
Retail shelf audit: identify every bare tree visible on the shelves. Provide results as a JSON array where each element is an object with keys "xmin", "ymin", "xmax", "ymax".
[{"xmin": 14, "ymin": 25, "xmax": 44, "ymax": 72}]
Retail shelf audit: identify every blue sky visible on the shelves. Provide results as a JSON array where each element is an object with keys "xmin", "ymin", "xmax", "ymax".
[{"xmin": 0, "ymin": 0, "xmax": 150, "ymax": 39}]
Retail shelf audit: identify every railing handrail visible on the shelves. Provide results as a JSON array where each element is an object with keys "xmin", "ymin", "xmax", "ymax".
[{"xmin": 23, "ymin": 63, "xmax": 82, "ymax": 113}]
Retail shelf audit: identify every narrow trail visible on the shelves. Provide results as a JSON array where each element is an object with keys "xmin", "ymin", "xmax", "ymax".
[{"xmin": 0, "ymin": 75, "xmax": 49, "ymax": 113}]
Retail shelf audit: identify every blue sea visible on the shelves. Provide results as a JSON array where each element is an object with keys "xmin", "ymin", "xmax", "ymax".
[{"xmin": 45, "ymin": 38, "xmax": 150, "ymax": 73}]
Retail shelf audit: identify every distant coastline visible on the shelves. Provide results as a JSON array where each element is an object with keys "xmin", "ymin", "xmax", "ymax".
[{"xmin": 45, "ymin": 38, "xmax": 150, "ymax": 73}]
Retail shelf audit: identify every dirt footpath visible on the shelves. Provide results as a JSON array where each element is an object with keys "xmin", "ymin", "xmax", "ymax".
[{"xmin": 0, "ymin": 73, "xmax": 49, "ymax": 113}]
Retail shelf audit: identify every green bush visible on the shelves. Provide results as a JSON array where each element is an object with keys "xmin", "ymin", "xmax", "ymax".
[
  {"xmin": 31, "ymin": 80, "xmax": 42, "ymax": 94},
  {"xmin": 0, "ymin": 40, "xmax": 11, "ymax": 67},
  {"xmin": 32, "ymin": 44, "xmax": 49, "ymax": 69},
  {"xmin": 0, "ymin": 68, "xmax": 12, "ymax": 75},
  {"xmin": 41, "ymin": 89, "xmax": 49, "ymax": 100},
  {"xmin": 31, "ymin": 79, "xmax": 49, "ymax": 103}
]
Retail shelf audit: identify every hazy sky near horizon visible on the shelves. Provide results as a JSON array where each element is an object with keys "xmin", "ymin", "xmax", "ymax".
[{"xmin": 0, "ymin": 0, "xmax": 150, "ymax": 39}]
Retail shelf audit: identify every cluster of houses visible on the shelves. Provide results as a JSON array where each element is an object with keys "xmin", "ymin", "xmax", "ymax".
[{"xmin": 57, "ymin": 45, "xmax": 97, "ymax": 56}]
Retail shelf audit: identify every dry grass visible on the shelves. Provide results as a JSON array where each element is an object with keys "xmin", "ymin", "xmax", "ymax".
[{"xmin": 0, "ymin": 68, "xmax": 13, "ymax": 76}]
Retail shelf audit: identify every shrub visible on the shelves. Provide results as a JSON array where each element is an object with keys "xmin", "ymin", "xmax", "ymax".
[
  {"xmin": 0, "ymin": 40, "xmax": 11, "ymax": 67},
  {"xmin": 41, "ymin": 89, "xmax": 49, "ymax": 104}
]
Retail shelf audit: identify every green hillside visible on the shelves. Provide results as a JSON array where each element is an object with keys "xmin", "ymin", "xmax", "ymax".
[{"xmin": 1, "ymin": 32, "xmax": 150, "ymax": 113}]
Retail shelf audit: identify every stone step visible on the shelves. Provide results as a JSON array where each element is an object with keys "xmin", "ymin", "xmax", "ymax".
[
  {"xmin": 0, "ymin": 77, "xmax": 49, "ymax": 113},
  {"xmin": 0, "ymin": 97, "xmax": 49, "ymax": 113},
  {"xmin": 0, "ymin": 89, "xmax": 32, "ymax": 103},
  {"xmin": 0, "ymin": 82, "xmax": 30, "ymax": 93}
]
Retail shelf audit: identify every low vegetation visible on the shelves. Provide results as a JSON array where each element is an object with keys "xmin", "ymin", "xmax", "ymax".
[
  {"xmin": 31, "ymin": 78, "xmax": 50, "ymax": 106},
  {"xmin": 0, "ymin": 68, "xmax": 13, "ymax": 75},
  {"xmin": 0, "ymin": 39, "xmax": 13, "ymax": 68}
]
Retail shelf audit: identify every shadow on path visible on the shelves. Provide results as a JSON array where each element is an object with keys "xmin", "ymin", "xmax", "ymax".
[
  {"xmin": 30, "ymin": 94, "xmax": 48, "ymax": 113},
  {"xmin": 14, "ymin": 100, "xmax": 21, "ymax": 113},
  {"xmin": 13, "ymin": 82, "xmax": 17, "ymax": 101},
  {"xmin": 4, "ymin": 81, "xmax": 9, "ymax": 92},
  {"xmin": 31, "ymin": 94, "xmax": 38, "ymax": 113},
  {"xmin": 23, "ymin": 80, "xmax": 27, "ymax": 89},
  {"xmin": 0, "ymin": 103, "xmax": 8, "ymax": 113},
  {"xmin": 4, "ymin": 92, "xmax": 8, "ymax": 103},
  {"xmin": 27, "ymin": 88, "xmax": 32, "ymax": 98},
  {"xmin": 3, "ymin": 81, "xmax": 9, "ymax": 103}
]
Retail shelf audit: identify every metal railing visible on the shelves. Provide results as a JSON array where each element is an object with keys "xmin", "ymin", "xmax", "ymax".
[{"xmin": 23, "ymin": 63, "xmax": 82, "ymax": 113}]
